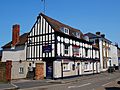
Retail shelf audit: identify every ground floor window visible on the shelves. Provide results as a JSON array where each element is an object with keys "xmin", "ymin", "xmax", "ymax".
[
  {"xmin": 63, "ymin": 63, "xmax": 70, "ymax": 71},
  {"xmin": 84, "ymin": 62, "xmax": 89, "ymax": 70},
  {"xmin": 19, "ymin": 67, "xmax": 24, "ymax": 74}
]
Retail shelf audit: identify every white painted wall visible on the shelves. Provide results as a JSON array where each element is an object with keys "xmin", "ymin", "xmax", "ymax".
[
  {"xmin": 2, "ymin": 45, "xmax": 26, "ymax": 62},
  {"xmin": 99, "ymin": 39, "xmax": 103, "ymax": 71},
  {"xmin": 109, "ymin": 44, "xmax": 119, "ymax": 67}
]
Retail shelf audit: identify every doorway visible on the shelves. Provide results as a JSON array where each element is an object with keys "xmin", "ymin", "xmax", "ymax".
[
  {"xmin": 77, "ymin": 63, "xmax": 80, "ymax": 76},
  {"xmin": 46, "ymin": 62, "xmax": 53, "ymax": 79}
]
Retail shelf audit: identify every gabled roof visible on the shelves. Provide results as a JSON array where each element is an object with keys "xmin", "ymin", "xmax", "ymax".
[
  {"xmin": 85, "ymin": 32, "xmax": 112, "ymax": 43},
  {"xmin": 84, "ymin": 32, "xmax": 100, "ymax": 39},
  {"xmin": 40, "ymin": 13, "xmax": 84, "ymax": 39},
  {"xmin": 2, "ymin": 33, "xmax": 28, "ymax": 49}
]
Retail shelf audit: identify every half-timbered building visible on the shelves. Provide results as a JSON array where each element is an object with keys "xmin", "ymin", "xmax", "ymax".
[{"xmin": 27, "ymin": 13, "xmax": 100, "ymax": 79}]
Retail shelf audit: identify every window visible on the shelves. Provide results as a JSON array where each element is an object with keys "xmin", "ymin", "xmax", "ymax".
[
  {"xmin": 72, "ymin": 64, "xmax": 75, "ymax": 70},
  {"xmin": 19, "ymin": 67, "xmax": 24, "ymax": 74},
  {"xmin": 84, "ymin": 62, "xmax": 88, "ymax": 70},
  {"xmin": 72, "ymin": 32, "xmax": 80, "ymax": 38},
  {"xmin": 63, "ymin": 63, "xmax": 70, "ymax": 71},
  {"xmin": 73, "ymin": 45, "xmax": 79, "ymax": 56},
  {"xmin": 60, "ymin": 27, "xmax": 69, "ymax": 35},
  {"xmin": 85, "ymin": 48, "xmax": 88, "ymax": 57},
  {"xmin": 64, "ymin": 28, "xmax": 69, "ymax": 34},
  {"xmin": 64, "ymin": 45, "xmax": 69, "ymax": 55}
]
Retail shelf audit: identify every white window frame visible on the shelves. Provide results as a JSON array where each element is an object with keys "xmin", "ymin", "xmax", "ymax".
[
  {"xmin": 73, "ymin": 32, "xmax": 80, "ymax": 38},
  {"xmin": 19, "ymin": 67, "xmax": 24, "ymax": 74},
  {"xmin": 60, "ymin": 27, "xmax": 69, "ymax": 35},
  {"xmin": 64, "ymin": 44, "xmax": 69, "ymax": 56},
  {"xmin": 63, "ymin": 63, "xmax": 70, "ymax": 71}
]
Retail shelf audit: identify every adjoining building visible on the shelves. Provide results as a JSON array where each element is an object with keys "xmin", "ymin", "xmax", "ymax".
[
  {"xmin": 109, "ymin": 44, "xmax": 119, "ymax": 69},
  {"xmin": 0, "ymin": 50, "xmax": 2, "ymax": 61},
  {"xmin": 115, "ymin": 44, "xmax": 120, "ymax": 70},
  {"xmin": 1, "ymin": 25, "xmax": 30, "ymax": 79},
  {"xmin": 85, "ymin": 32, "xmax": 112, "ymax": 72},
  {"xmin": 27, "ymin": 13, "xmax": 100, "ymax": 79}
]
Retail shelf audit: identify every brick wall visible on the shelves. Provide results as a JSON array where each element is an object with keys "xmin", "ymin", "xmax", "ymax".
[
  {"xmin": 0, "ymin": 62, "xmax": 6, "ymax": 82},
  {"xmin": 0, "ymin": 61, "xmax": 12, "ymax": 82},
  {"xmin": 35, "ymin": 63, "xmax": 44, "ymax": 80}
]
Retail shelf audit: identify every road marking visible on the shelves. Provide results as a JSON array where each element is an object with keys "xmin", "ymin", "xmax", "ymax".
[
  {"xmin": 68, "ymin": 83, "xmax": 91, "ymax": 89},
  {"xmin": 10, "ymin": 83, "xmax": 18, "ymax": 88},
  {"xmin": 102, "ymin": 82, "xmax": 112, "ymax": 87}
]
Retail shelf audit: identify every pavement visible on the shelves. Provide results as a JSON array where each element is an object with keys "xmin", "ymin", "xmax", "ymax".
[{"xmin": 0, "ymin": 71, "xmax": 120, "ymax": 90}]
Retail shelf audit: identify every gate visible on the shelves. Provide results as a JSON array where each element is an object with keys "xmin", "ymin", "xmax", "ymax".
[{"xmin": 35, "ymin": 63, "xmax": 44, "ymax": 80}]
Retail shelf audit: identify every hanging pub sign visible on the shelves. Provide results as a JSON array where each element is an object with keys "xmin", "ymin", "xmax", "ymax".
[{"xmin": 42, "ymin": 44, "xmax": 52, "ymax": 53}]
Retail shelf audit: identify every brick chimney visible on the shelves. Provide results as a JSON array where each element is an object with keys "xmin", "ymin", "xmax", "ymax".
[
  {"xmin": 96, "ymin": 32, "xmax": 101, "ymax": 35},
  {"xmin": 12, "ymin": 24, "xmax": 20, "ymax": 47},
  {"xmin": 101, "ymin": 34, "xmax": 105, "ymax": 38}
]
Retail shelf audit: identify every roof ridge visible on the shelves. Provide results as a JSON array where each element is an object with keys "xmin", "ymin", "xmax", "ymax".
[{"xmin": 40, "ymin": 13, "xmax": 83, "ymax": 33}]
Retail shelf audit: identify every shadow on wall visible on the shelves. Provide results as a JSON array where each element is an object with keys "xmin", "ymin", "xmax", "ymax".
[{"xmin": 105, "ymin": 87, "xmax": 120, "ymax": 90}]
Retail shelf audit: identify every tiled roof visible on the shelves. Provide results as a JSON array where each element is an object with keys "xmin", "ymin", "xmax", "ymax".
[
  {"xmin": 84, "ymin": 32, "xmax": 100, "ymax": 39},
  {"xmin": 40, "ymin": 13, "xmax": 84, "ymax": 39},
  {"xmin": 2, "ymin": 33, "xmax": 28, "ymax": 49},
  {"xmin": 85, "ymin": 32, "xmax": 112, "ymax": 43}
]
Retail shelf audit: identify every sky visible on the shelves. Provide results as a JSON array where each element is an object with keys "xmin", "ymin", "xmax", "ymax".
[{"xmin": 0, "ymin": 0, "xmax": 120, "ymax": 49}]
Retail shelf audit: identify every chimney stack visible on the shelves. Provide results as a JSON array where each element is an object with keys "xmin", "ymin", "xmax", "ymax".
[
  {"xmin": 101, "ymin": 34, "xmax": 105, "ymax": 38},
  {"xmin": 96, "ymin": 32, "xmax": 101, "ymax": 35},
  {"xmin": 12, "ymin": 24, "xmax": 20, "ymax": 47}
]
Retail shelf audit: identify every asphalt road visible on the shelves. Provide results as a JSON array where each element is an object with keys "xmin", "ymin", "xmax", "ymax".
[
  {"xmin": 45, "ymin": 72, "xmax": 120, "ymax": 90},
  {"xmin": 8, "ymin": 71, "xmax": 120, "ymax": 90}
]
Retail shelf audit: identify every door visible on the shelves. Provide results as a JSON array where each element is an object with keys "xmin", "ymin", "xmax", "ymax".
[
  {"xmin": 77, "ymin": 63, "xmax": 80, "ymax": 76},
  {"xmin": 46, "ymin": 62, "xmax": 53, "ymax": 79},
  {"xmin": 35, "ymin": 63, "xmax": 44, "ymax": 80}
]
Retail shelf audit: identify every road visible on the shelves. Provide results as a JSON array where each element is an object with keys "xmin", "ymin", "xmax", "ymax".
[{"xmin": 11, "ymin": 71, "xmax": 120, "ymax": 90}]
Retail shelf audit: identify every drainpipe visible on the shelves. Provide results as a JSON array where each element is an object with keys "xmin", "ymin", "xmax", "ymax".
[{"xmin": 61, "ymin": 60, "xmax": 63, "ymax": 79}]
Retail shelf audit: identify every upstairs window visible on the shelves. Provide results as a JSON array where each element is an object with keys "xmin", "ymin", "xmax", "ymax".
[
  {"xmin": 85, "ymin": 48, "xmax": 88, "ymax": 57},
  {"xmin": 64, "ymin": 44, "xmax": 69, "ymax": 55},
  {"xmin": 72, "ymin": 45, "xmax": 80, "ymax": 56},
  {"xmin": 72, "ymin": 32, "xmax": 80, "ymax": 38},
  {"xmin": 60, "ymin": 27, "xmax": 69, "ymax": 35}
]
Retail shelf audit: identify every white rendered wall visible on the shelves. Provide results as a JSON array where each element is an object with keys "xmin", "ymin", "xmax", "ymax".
[
  {"xmin": 109, "ymin": 44, "xmax": 119, "ymax": 66},
  {"xmin": 2, "ymin": 45, "xmax": 26, "ymax": 62},
  {"xmin": 99, "ymin": 39, "xmax": 103, "ymax": 71}
]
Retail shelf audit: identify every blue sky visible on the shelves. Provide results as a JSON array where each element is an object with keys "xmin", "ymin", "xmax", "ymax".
[{"xmin": 0, "ymin": 0, "xmax": 120, "ymax": 49}]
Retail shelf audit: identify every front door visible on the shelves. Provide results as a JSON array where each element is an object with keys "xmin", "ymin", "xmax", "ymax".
[
  {"xmin": 46, "ymin": 62, "xmax": 53, "ymax": 79},
  {"xmin": 77, "ymin": 63, "xmax": 80, "ymax": 75}
]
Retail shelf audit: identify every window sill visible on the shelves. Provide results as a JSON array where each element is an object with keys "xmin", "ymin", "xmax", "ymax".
[{"xmin": 63, "ymin": 70, "xmax": 70, "ymax": 72}]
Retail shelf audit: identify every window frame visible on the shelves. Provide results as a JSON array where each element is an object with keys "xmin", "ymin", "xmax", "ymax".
[
  {"xmin": 19, "ymin": 67, "xmax": 24, "ymax": 74},
  {"xmin": 64, "ymin": 44, "xmax": 69, "ymax": 55}
]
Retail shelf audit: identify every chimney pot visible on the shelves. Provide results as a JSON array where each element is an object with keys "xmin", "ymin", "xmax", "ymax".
[
  {"xmin": 96, "ymin": 32, "xmax": 101, "ymax": 35},
  {"xmin": 101, "ymin": 34, "xmax": 105, "ymax": 38}
]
